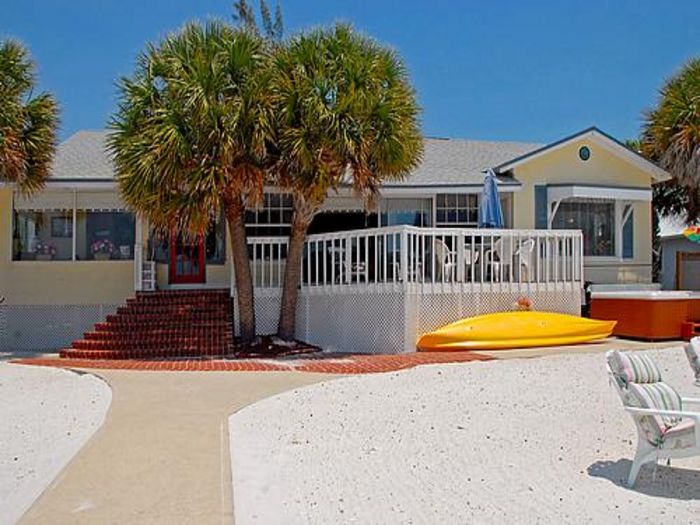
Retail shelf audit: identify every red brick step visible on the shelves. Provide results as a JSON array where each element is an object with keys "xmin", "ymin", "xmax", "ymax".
[{"xmin": 62, "ymin": 289, "xmax": 234, "ymax": 359}]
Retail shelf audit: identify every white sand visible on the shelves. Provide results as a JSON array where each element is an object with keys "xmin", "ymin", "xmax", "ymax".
[
  {"xmin": 230, "ymin": 347, "xmax": 700, "ymax": 524},
  {"xmin": 0, "ymin": 364, "xmax": 111, "ymax": 525}
]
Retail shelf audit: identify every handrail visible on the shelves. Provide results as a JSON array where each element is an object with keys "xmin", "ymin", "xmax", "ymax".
[{"xmin": 245, "ymin": 225, "xmax": 584, "ymax": 290}]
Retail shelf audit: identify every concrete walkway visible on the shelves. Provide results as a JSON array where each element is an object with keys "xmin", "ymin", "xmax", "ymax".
[{"xmin": 20, "ymin": 370, "xmax": 333, "ymax": 524}]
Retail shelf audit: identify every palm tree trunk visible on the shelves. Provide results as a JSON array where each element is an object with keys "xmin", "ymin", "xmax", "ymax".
[
  {"xmin": 225, "ymin": 199, "xmax": 257, "ymax": 342},
  {"xmin": 277, "ymin": 200, "xmax": 315, "ymax": 341}
]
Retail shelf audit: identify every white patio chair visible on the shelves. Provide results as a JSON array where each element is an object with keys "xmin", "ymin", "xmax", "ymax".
[
  {"xmin": 684, "ymin": 337, "xmax": 700, "ymax": 386},
  {"xmin": 514, "ymin": 239, "xmax": 536, "ymax": 282},
  {"xmin": 434, "ymin": 238, "xmax": 456, "ymax": 282},
  {"xmin": 464, "ymin": 248, "xmax": 479, "ymax": 281},
  {"xmin": 606, "ymin": 350, "xmax": 700, "ymax": 487},
  {"xmin": 484, "ymin": 237, "xmax": 512, "ymax": 282}
]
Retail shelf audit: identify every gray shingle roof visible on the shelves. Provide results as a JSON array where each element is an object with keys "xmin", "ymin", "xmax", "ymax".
[
  {"xmin": 385, "ymin": 137, "xmax": 541, "ymax": 187},
  {"xmin": 50, "ymin": 130, "xmax": 114, "ymax": 181},
  {"xmin": 49, "ymin": 131, "xmax": 541, "ymax": 187}
]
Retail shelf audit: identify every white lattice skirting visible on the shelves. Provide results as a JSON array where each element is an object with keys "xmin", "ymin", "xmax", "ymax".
[
  {"xmin": 236, "ymin": 284, "xmax": 582, "ymax": 354},
  {"xmin": 0, "ymin": 304, "xmax": 119, "ymax": 352},
  {"xmin": 1, "ymin": 286, "xmax": 581, "ymax": 354}
]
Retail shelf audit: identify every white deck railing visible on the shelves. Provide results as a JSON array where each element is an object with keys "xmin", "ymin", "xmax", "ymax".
[{"xmin": 244, "ymin": 225, "xmax": 583, "ymax": 291}]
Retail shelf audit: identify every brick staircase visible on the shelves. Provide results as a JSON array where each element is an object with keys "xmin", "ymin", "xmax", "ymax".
[{"xmin": 60, "ymin": 289, "xmax": 234, "ymax": 359}]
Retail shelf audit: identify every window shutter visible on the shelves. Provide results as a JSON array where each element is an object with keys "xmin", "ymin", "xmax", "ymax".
[
  {"xmin": 535, "ymin": 185, "xmax": 548, "ymax": 229},
  {"xmin": 623, "ymin": 211, "xmax": 634, "ymax": 258}
]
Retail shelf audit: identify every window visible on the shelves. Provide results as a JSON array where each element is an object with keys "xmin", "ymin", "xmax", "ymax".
[
  {"xmin": 435, "ymin": 194, "xmax": 479, "ymax": 226},
  {"xmin": 205, "ymin": 213, "xmax": 226, "ymax": 264},
  {"xmin": 380, "ymin": 198, "xmax": 432, "ymax": 227},
  {"xmin": 76, "ymin": 212, "xmax": 135, "ymax": 260},
  {"xmin": 148, "ymin": 213, "xmax": 226, "ymax": 264},
  {"xmin": 12, "ymin": 192, "xmax": 136, "ymax": 262},
  {"xmin": 245, "ymin": 192, "xmax": 293, "ymax": 236},
  {"xmin": 13, "ymin": 210, "xmax": 73, "ymax": 261},
  {"xmin": 552, "ymin": 199, "xmax": 615, "ymax": 256}
]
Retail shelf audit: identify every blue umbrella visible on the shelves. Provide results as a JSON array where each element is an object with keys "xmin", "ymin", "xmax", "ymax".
[{"xmin": 478, "ymin": 169, "xmax": 504, "ymax": 228}]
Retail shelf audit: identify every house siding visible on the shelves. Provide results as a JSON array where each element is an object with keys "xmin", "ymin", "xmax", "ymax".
[
  {"xmin": 510, "ymin": 138, "xmax": 653, "ymax": 284},
  {"xmin": 0, "ymin": 188, "xmax": 135, "ymax": 306}
]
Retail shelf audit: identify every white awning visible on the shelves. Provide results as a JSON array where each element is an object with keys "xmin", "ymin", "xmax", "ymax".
[
  {"xmin": 75, "ymin": 191, "xmax": 126, "ymax": 211},
  {"xmin": 547, "ymin": 185, "xmax": 651, "ymax": 203},
  {"xmin": 14, "ymin": 190, "xmax": 126, "ymax": 211},
  {"xmin": 14, "ymin": 192, "xmax": 73, "ymax": 211}
]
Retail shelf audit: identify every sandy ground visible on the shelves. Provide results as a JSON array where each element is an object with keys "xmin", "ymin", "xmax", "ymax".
[
  {"xmin": 20, "ymin": 370, "xmax": 332, "ymax": 524},
  {"xmin": 0, "ymin": 363, "xmax": 111, "ymax": 525},
  {"xmin": 230, "ymin": 345, "xmax": 700, "ymax": 524}
]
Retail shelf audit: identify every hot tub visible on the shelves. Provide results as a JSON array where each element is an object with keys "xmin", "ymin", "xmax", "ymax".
[{"xmin": 590, "ymin": 290, "xmax": 695, "ymax": 340}]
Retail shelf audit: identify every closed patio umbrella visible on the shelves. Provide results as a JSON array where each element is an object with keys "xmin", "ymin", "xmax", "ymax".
[{"xmin": 478, "ymin": 169, "xmax": 504, "ymax": 228}]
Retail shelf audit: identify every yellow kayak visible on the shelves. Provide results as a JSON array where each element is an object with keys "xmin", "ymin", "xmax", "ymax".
[{"xmin": 417, "ymin": 311, "xmax": 616, "ymax": 351}]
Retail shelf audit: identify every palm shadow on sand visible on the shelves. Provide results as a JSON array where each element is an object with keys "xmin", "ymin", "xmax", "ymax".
[{"xmin": 588, "ymin": 459, "xmax": 700, "ymax": 500}]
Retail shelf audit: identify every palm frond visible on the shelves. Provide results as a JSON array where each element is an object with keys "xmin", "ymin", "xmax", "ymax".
[
  {"xmin": 0, "ymin": 39, "xmax": 59, "ymax": 194},
  {"xmin": 108, "ymin": 20, "xmax": 274, "ymax": 235}
]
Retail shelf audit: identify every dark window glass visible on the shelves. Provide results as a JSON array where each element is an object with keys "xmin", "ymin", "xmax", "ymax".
[
  {"xmin": 12, "ymin": 210, "xmax": 73, "ymax": 261},
  {"xmin": 552, "ymin": 200, "xmax": 614, "ymax": 257},
  {"xmin": 76, "ymin": 212, "xmax": 136, "ymax": 261}
]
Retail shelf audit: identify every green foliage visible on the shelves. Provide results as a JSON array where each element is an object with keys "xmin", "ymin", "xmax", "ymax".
[
  {"xmin": 108, "ymin": 21, "xmax": 273, "ymax": 234},
  {"xmin": 270, "ymin": 23, "xmax": 423, "ymax": 210},
  {"xmin": 642, "ymin": 57, "xmax": 700, "ymax": 222},
  {"xmin": 0, "ymin": 39, "xmax": 59, "ymax": 195}
]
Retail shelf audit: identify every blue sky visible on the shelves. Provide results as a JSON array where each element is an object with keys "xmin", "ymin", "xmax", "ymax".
[{"xmin": 3, "ymin": 0, "xmax": 699, "ymax": 143}]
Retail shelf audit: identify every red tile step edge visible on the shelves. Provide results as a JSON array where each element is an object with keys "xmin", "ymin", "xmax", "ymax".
[{"xmin": 16, "ymin": 351, "xmax": 492, "ymax": 374}]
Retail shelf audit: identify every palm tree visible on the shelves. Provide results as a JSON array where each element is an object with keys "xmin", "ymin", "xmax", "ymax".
[
  {"xmin": 642, "ymin": 57, "xmax": 700, "ymax": 222},
  {"xmin": 271, "ymin": 24, "xmax": 423, "ymax": 341},
  {"xmin": 233, "ymin": 0, "xmax": 283, "ymax": 41},
  {"xmin": 109, "ymin": 22, "xmax": 273, "ymax": 342},
  {"xmin": 0, "ymin": 39, "xmax": 59, "ymax": 194}
]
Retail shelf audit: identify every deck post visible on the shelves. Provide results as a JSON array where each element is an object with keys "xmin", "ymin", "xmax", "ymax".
[
  {"xmin": 456, "ymin": 231, "xmax": 465, "ymax": 283},
  {"xmin": 400, "ymin": 228, "xmax": 409, "ymax": 284}
]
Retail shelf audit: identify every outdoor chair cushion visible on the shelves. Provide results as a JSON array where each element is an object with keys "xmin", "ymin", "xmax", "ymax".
[
  {"xmin": 608, "ymin": 350, "xmax": 663, "ymax": 387},
  {"xmin": 685, "ymin": 337, "xmax": 700, "ymax": 383},
  {"xmin": 626, "ymin": 381, "xmax": 684, "ymax": 445},
  {"xmin": 608, "ymin": 350, "xmax": 686, "ymax": 446}
]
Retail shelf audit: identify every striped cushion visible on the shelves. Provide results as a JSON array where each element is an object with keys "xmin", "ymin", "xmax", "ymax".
[
  {"xmin": 608, "ymin": 350, "xmax": 662, "ymax": 387},
  {"xmin": 685, "ymin": 337, "xmax": 700, "ymax": 381},
  {"xmin": 626, "ymin": 381, "xmax": 683, "ymax": 445}
]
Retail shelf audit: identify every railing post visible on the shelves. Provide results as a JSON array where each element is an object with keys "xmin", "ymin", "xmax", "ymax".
[
  {"xmin": 456, "ymin": 231, "xmax": 465, "ymax": 283},
  {"xmin": 234, "ymin": 256, "xmax": 236, "ymax": 297},
  {"xmin": 400, "ymin": 228, "xmax": 409, "ymax": 284},
  {"xmin": 134, "ymin": 243, "xmax": 143, "ymax": 292}
]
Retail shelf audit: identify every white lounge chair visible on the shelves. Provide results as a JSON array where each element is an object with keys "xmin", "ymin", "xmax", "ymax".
[
  {"xmin": 684, "ymin": 337, "xmax": 700, "ymax": 386},
  {"xmin": 606, "ymin": 349, "xmax": 700, "ymax": 487}
]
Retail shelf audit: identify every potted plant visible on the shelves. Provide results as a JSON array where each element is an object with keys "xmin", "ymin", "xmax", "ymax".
[
  {"xmin": 91, "ymin": 239, "xmax": 115, "ymax": 261},
  {"xmin": 513, "ymin": 296, "xmax": 533, "ymax": 311},
  {"xmin": 34, "ymin": 240, "xmax": 57, "ymax": 261}
]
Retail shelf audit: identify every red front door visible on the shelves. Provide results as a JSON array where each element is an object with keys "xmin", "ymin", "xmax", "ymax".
[{"xmin": 169, "ymin": 231, "xmax": 205, "ymax": 284}]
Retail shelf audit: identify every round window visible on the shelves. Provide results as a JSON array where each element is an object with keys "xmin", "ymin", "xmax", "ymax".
[{"xmin": 579, "ymin": 146, "xmax": 591, "ymax": 161}]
